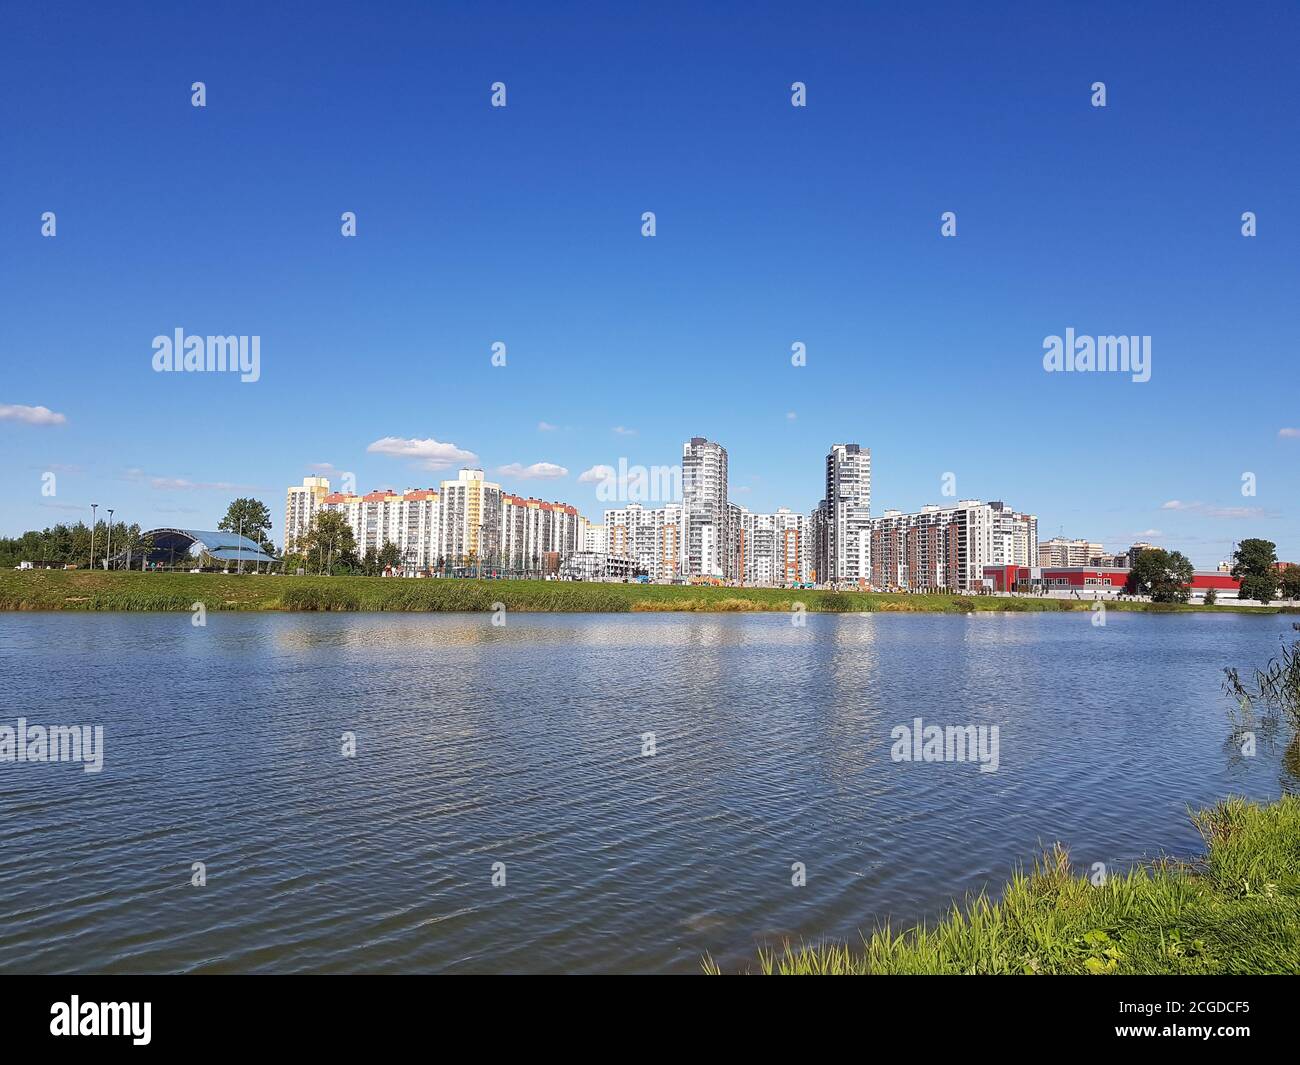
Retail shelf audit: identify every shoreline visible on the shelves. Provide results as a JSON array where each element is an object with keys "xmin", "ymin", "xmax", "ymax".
[
  {"xmin": 1, "ymin": 570, "xmax": 1292, "ymax": 614},
  {"xmin": 711, "ymin": 796, "xmax": 1300, "ymax": 975}
]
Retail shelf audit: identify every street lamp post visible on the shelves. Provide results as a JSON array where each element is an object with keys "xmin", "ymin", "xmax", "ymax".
[
  {"xmin": 106, "ymin": 509, "xmax": 114, "ymax": 570},
  {"xmin": 90, "ymin": 504, "xmax": 98, "ymax": 570}
]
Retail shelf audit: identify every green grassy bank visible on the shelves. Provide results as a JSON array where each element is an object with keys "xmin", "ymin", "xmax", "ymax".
[
  {"xmin": 0, "ymin": 569, "xmax": 1290, "ymax": 614},
  {"xmin": 707, "ymin": 796, "xmax": 1300, "ymax": 974}
]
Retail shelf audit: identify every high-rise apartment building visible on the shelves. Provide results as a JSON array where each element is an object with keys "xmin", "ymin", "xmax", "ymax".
[
  {"xmin": 502, "ymin": 494, "xmax": 581, "ymax": 572},
  {"xmin": 321, "ymin": 487, "xmax": 441, "ymax": 570},
  {"xmin": 284, "ymin": 476, "xmax": 331, "ymax": 554},
  {"xmin": 822, "ymin": 444, "xmax": 871, "ymax": 584},
  {"xmin": 438, "ymin": 468, "xmax": 503, "ymax": 565},
  {"xmin": 682, "ymin": 437, "xmax": 729, "ymax": 578}
]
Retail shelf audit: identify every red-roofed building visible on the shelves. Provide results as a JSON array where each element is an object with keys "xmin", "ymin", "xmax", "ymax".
[{"xmin": 502, "ymin": 493, "xmax": 582, "ymax": 573}]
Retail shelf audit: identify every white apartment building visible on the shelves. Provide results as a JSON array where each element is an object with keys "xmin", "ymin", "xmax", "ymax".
[
  {"xmin": 822, "ymin": 443, "xmax": 871, "ymax": 584},
  {"xmin": 321, "ymin": 488, "xmax": 441, "ymax": 570},
  {"xmin": 578, "ymin": 518, "xmax": 606, "ymax": 553},
  {"xmin": 991, "ymin": 502, "xmax": 1039, "ymax": 568},
  {"xmin": 604, "ymin": 502, "xmax": 685, "ymax": 580},
  {"xmin": 502, "ymin": 494, "xmax": 581, "ymax": 573},
  {"xmin": 294, "ymin": 469, "xmax": 590, "ymax": 574},
  {"xmin": 737, "ymin": 506, "xmax": 812, "ymax": 585},
  {"xmin": 284, "ymin": 476, "xmax": 331, "ymax": 554},
  {"xmin": 682, "ymin": 437, "xmax": 729, "ymax": 578},
  {"xmin": 1037, "ymin": 536, "xmax": 1102, "ymax": 568}
]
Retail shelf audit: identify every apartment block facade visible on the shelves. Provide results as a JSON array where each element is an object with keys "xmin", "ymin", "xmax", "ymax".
[
  {"xmin": 437, "ymin": 468, "xmax": 503, "ymax": 565},
  {"xmin": 502, "ymin": 494, "xmax": 581, "ymax": 572},
  {"xmin": 297, "ymin": 468, "xmax": 584, "ymax": 573},
  {"xmin": 682, "ymin": 437, "xmax": 729, "ymax": 578},
  {"xmin": 821, "ymin": 444, "xmax": 871, "ymax": 584},
  {"xmin": 990, "ymin": 501, "xmax": 1039, "ymax": 568},
  {"xmin": 320, "ymin": 487, "xmax": 441, "ymax": 570},
  {"xmin": 736, "ymin": 506, "xmax": 813, "ymax": 585},
  {"xmin": 869, "ymin": 499, "xmax": 1036, "ymax": 591},
  {"xmin": 1037, "ymin": 536, "xmax": 1102, "ymax": 568},
  {"xmin": 604, "ymin": 502, "xmax": 685, "ymax": 580},
  {"xmin": 284, "ymin": 476, "xmax": 331, "ymax": 554}
]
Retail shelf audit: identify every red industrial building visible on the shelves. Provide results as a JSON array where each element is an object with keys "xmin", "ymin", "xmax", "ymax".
[{"xmin": 981, "ymin": 565, "xmax": 1241, "ymax": 598}]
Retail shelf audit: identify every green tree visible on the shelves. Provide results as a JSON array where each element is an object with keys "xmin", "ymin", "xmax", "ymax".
[
  {"xmin": 1203, "ymin": 587, "xmax": 1217, "ymax": 606},
  {"xmin": 1280, "ymin": 566, "xmax": 1300, "ymax": 601},
  {"xmin": 218, "ymin": 498, "xmax": 275, "ymax": 555},
  {"xmin": 1125, "ymin": 548, "xmax": 1194, "ymax": 603},
  {"xmin": 1232, "ymin": 538, "xmax": 1278, "ymax": 604},
  {"xmin": 302, "ymin": 511, "xmax": 357, "ymax": 575},
  {"xmin": 118, "ymin": 524, "xmax": 154, "ymax": 569},
  {"xmin": 378, "ymin": 542, "xmax": 402, "ymax": 573}
]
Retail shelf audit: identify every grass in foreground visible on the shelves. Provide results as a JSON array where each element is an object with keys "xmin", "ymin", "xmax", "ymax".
[
  {"xmin": 0, "ymin": 569, "xmax": 1288, "ymax": 614},
  {"xmin": 705, "ymin": 796, "xmax": 1300, "ymax": 974}
]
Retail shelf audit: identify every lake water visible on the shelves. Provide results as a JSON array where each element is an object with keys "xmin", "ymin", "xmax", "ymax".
[{"xmin": 0, "ymin": 610, "xmax": 1296, "ymax": 974}]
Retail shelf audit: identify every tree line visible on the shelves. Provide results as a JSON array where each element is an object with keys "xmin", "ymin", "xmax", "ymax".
[
  {"xmin": 1126, "ymin": 539, "xmax": 1300, "ymax": 604},
  {"xmin": 0, "ymin": 521, "xmax": 154, "ymax": 569}
]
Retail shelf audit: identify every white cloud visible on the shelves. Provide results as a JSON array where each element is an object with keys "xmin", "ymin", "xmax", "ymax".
[
  {"xmin": 1204, "ymin": 506, "xmax": 1266, "ymax": 519},
  {"xmin": 612, "ymin": 426, "xmax": 636, "ymax": 436},
  {"xmin": 497, "ymin": 461, "xmax": 568, "ymax": 480},
  {"xmin": 1280, "ymin": 428, "xmax": 1300, "ymax": 439},
  {"xmin": 121, "ymin": 467, "xmax": 246, "ymax": 492},
  {"xmin": 1160, "ymin": 500, "xmax": 1265, "ymax": 519},
  {"xmin": 0, "ymin": 403, "xmax": 66, "ymax": 426},
  {"xmin": 1136, "ymin": 529, "xmax": 1163, "ymax": 537},
  {"xmin": 537, "ymin": 421, "xmax": 558, "ymax": 432},
  {"xmin": 366, "ymin": 436, "xmax": 478, "ymax": 471},
  {"xmin": 785, "ymin": 411, "xmax": 797, "ymax": 420},
  {"xmin": 579, "ymin": 464, "xmax": 616, "ymax": 484}
]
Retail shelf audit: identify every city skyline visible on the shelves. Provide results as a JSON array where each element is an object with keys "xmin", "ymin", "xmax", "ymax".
[
  {"xmin": 3, "ymin": 425, "xmax": 1288, "ymax": 573},
  {"xmin": 272, "ymin": 433, "xmax": 1047, "ymax": 592}
]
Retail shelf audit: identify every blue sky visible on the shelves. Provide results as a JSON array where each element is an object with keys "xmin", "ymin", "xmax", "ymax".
[{"xmin": 1, "ymin": 0, "xmax": 1297, "ymax": 566}]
